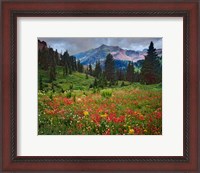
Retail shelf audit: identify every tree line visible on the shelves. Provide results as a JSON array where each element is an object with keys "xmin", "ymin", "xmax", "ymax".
[
  {"xmin": 38, "ymin": 45, "xmax": 84, "ymax": 82},
  {"xmin": 38, "ymin": 41, "xmax": 162, "ymax": 89}
]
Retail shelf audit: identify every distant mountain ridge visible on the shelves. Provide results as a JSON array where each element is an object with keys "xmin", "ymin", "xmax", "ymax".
[{"xmin": 73, "ymin": 44, "xmax": 162, "ymax": 69}]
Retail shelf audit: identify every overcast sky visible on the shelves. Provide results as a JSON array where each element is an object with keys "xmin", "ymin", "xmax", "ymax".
[{"xmin": 38, "ymin": 37, "xmax": 162, "ymax": 55}]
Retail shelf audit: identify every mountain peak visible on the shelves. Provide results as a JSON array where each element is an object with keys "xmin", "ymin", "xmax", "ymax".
[
  {"xmin": 99, "ymin": 44, "xmax": 108, "ymax": 48},
  {"xmin": 99, "ymin": 44, "xmax": 121, "ymax": 50}
]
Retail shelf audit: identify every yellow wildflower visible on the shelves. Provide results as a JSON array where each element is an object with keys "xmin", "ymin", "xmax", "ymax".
[
  {"xmin": 129, "ymin": 129, "xmax": 134, "ymax": 135},
  {"xmin": 83, "ymin": 111, "xmax": 89, "ymax": 116},
  {"xmin": 144, "ymin": 129, "xmax": 147, "ymax": 133},
  {"xmin": 77, "ymin": 98, "xmax": 82, "ymax": 102},
  {"xmin": 100, "ymin": 113, "xmax": 108, "ymax": 118}
]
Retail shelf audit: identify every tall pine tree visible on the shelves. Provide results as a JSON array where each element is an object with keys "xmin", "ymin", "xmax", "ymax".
[
  {"xmin": 94, "ymin": 61, "xmax": 102, "ymax": 78},
  {"xmin": 49, "ymin": 48, "xmax": 56, "ymax": 82},
  {"xmin": 62, "ymin": 50, "xmax": 70, "ymax": 76},
  {"xmin": 88, "ymin": 64, "xmax": 93, "ymax": 76},
  {"xmin": 140, "ymin": 41, "xmax": 161, "ymax": 84},
  {"xmin": 126, "ymin": 62, "xmax": 134, "ymax": 83},
  {"xmin": 105, "ymin": 53, "xmax": 115, "ymax": 85}
]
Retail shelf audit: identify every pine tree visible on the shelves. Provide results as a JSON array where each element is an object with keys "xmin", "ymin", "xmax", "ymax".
[
  {"xmin": 62, "ymin": 50, "xmax": 70, "ymax": 76},
  {"xmin": 93, "ymin": 78, "xmax": 98, "ymax": 88},
  {"xmin": 89, "ymin": 64, "xmax": 93, "ymax": 76},
  {"xmin": 55, "ymin": 49, "xmax": 59, "ymax": 65},
  {"xmin": 77, "ymin": 60, "xmax": 83, "ymax": 73},
  {"xmin": 116, "ymin": 69, "xmax": 125, "ymax": 81},
  {"xmin": 85, "ymin": 68, "xmax": 89, "ymax": 79},
  {"xmin": 126, "ymin": 61, "xmax": 134, "ymax": 83},
  {"xmin": 97, "ymin": 73, "xmax": 107, "ymax": 88},
  {"xmin": 105, "ymin": 53, "xmax": 115, "ymax": 85},
  {"xmin": 71, "ymin": 56, "xmax": 77, "ymax": 71},
  {"xmin": 94, "ymin": 61, "xmax": 102, "ymax": 78},
  {"xmin": 40, "ymin": 47, "xmax": 49, "ymax": 70},
  {"xmin": 133, "ymin": 71, "xmax": 141, "ymax": 82},
  {"xmin": 49, "ymin": 48, "xmax": 56, "ymax": 82},
  {"xmin": 140, "ymin": 41, "xmax": 161, "ymax": 84}
]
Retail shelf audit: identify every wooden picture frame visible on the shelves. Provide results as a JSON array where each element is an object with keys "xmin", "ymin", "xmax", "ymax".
[{"xmin": 1, "ymin": 0, "xmax": 199, "ymax": 172}]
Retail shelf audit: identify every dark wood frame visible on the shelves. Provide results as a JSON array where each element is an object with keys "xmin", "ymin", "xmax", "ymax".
[{"xmin": 1, "ymin": 0, "xmax": 199, "ymax": 172}]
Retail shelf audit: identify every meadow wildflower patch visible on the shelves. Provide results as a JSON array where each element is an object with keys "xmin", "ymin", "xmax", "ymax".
[{"xmin": 38, "ymin": 85, "xmax": 162, "ymax": 135}]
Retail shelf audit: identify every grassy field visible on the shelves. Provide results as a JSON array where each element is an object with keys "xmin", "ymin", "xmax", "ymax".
[{"xmin": 38, "ymin": 67, "xmax": 162, "ymax": 135}]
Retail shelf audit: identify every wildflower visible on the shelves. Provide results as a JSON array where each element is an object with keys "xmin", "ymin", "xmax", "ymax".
[
  {"xmin": 100, "ymin": 113, "xmax": 108, "ymax": 118},
  {"xmin": 156, "ymin": 111, "xmax": 162, "ymax": 119},
  {"xmin": 139, "ymin": 114, "xmax": 145, "ymax": 120},
  {"xmin": 63, "ymin": 98, "xmax": 73, "ymax": 105},
  {"xmin": 128, "ymin": 129, "xmax": 134, "ymax": 135},
  {"xmin": 83, "ymin": 111, "xmax": 89, "ymax": 116},
  {"xmin": 144, "ymin": 129, "xmax": 147, "ymax": 133},
  {"xmin": 105, "ymin": 128, "xmax": 111, "ymax": 135},
  {"xmin": 77, "ymin": 98, "xmax": 82, "ymax": 102}
]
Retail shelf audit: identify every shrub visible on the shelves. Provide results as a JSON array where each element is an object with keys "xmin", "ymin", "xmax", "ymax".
[
  {"xmin": 121, "ymin": 81, "xmax": 125, "ymax": 87},
  {"xmin": 89, "ymin": 84, "xmax": 93, "ymax": 88},
  {"xmin": 101, "ymin": 89, "xmax": 112, "ymax": 98},
  {"xmin": 69, "ymin": 84, "xmax": 73, "ymax": 90},
  {"xmin": 66, "ymin": 91, "xmax": 72, "ymax": 98}
]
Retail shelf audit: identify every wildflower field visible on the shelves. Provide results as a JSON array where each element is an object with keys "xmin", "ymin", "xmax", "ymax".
[
  {"xmin": 38, "ymin": 78, "xmax": 162, "ymax": 135},
  {"xmin": 38, "ymin": 38, "xmax": 162, "ymax": 135}
]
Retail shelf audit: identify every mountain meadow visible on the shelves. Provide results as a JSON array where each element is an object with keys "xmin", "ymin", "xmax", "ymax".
[{"xmin": 38, "ymin": 39, "xmax": 162, "ymax": 135}]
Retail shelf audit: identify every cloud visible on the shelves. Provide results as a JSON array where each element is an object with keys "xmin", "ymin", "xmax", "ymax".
[{"xmin": 39, "ymin": 37, "xmax": 162, "ymax": 54}]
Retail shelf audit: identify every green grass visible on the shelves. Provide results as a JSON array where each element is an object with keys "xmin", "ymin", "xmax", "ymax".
[
  {"xmin": 39, "ymin": 66, "xmax": 162, "ymax": 95},
  {"xmin": 39, "ymin": 66, "xmax": 95, "ymax": 92}
]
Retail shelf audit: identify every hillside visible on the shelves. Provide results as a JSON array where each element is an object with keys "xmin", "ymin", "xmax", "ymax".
[{"xmin": 39, "ymin": 66, "xmax": 95, "ymax": 92}]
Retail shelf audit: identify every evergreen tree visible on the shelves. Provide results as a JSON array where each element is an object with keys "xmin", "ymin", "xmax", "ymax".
[
  {"xmin": 133, "ymin": 71, "xmax": 141, "ymax": 82},
  {"xmin": 49, "ymin": 48, "xmax": 56, "ymax": 82},
  {"xmin": 88, "ymin": 64, "xmax": 93, "ymax": 76},
  {"xmin": 140, "ymin": 41, "xmax": 161, "ymax": 84},
  {"xmin": 98, "ymin": 73, "xmax": 107, "ymax": 88},
  {"xmin": 93, "ymin": 78, "xmax": 98, "ymax": 88},
  {"xmin": 126, "ymin": 61, "xmax": 134, "ymax": 83},
  {"xmin": 55, "ymin": 49, "xmax": 59, "ymax": 65},
  {"xmin": 116, "ymin": 69, "xmax": 125, "ymax": 81},
  {"xmin": 105, "ymin": 53, "xmax": 115, "ymax": 85},
  {"xmin": 77, "ymin": 60, "xmax": 83, "ymax": 73},
  {"xmin": 62, "ymin": 50, "xmax": 70, "ymax": 76},
  {"xmin": 85, "ymin": 68, "xmax": 89, "ymax": 79},
  {"xmin": 39, "ymin": 47, "xmax": 50, "ymax": 70},
  {"xmin": 71, "ymin": 56, "xmax": 77, "ymax": 71},
  {"xmin": 94, "ymin": 61, "xmax": 102, "ymax": 78}
]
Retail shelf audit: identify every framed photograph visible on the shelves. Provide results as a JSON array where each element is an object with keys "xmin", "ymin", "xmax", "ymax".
[{"xmin": 1, "ymin": 0, "xmax": 199, "ymax": 172}]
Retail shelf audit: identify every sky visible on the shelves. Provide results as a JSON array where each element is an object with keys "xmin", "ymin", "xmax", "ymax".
[{"xmin": 38, "ymin": 37, "xmax": 162, "ymax": 55}]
